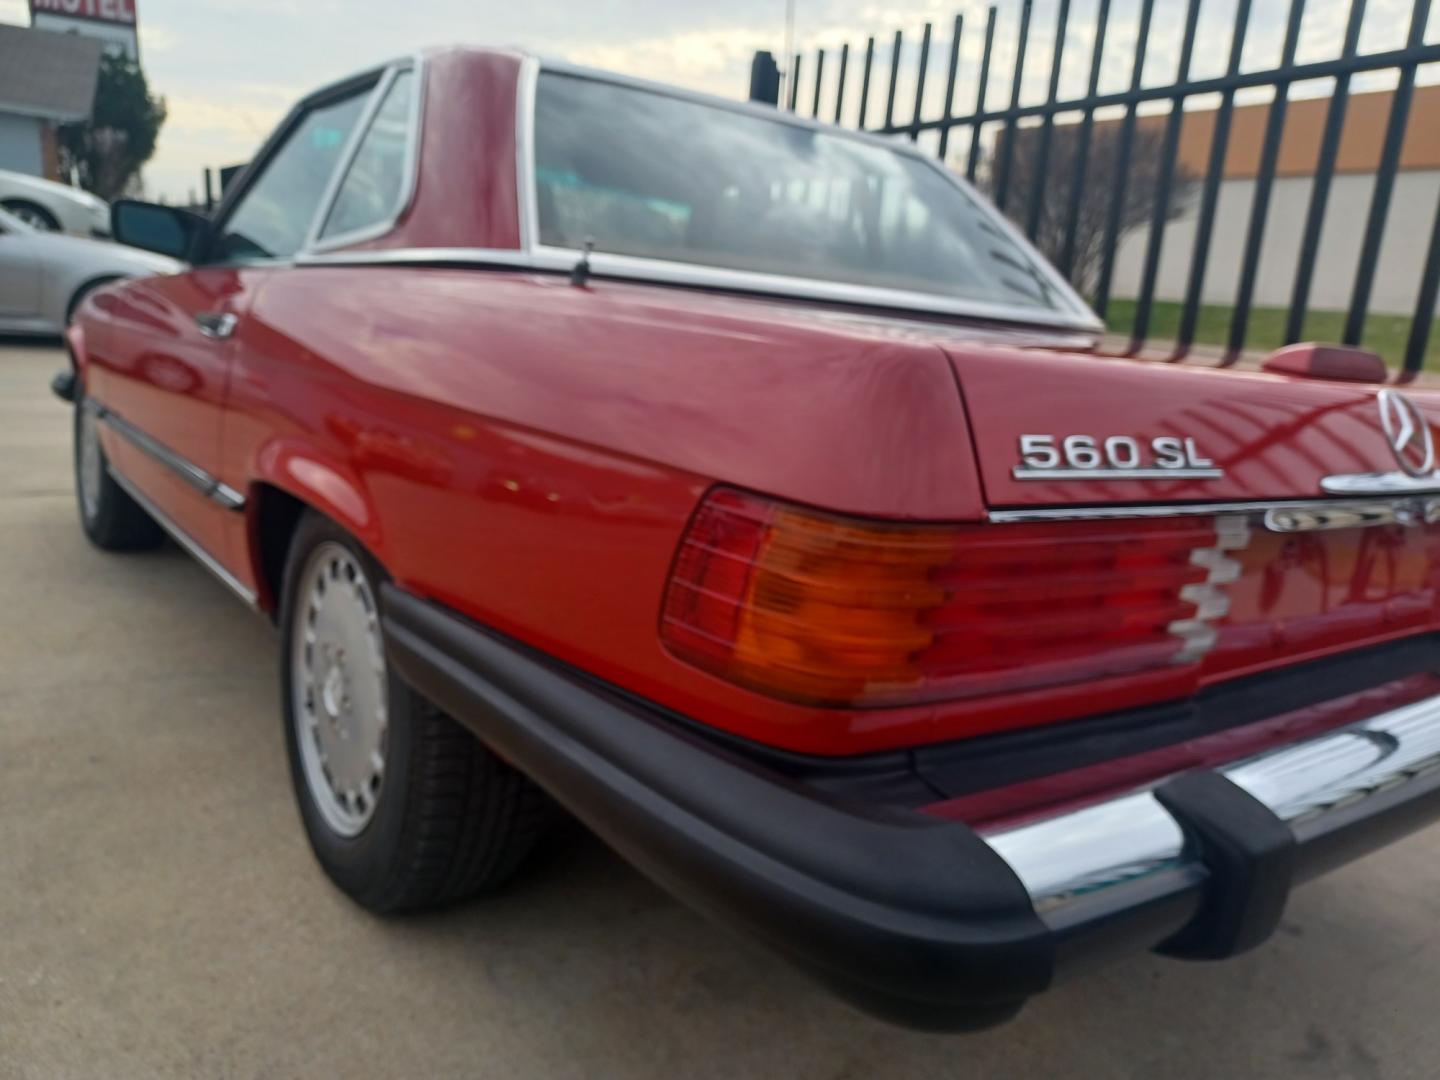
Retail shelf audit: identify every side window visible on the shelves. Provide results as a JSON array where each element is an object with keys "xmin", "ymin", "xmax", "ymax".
[
  {"xmin": 216, "ymin": 89, "xmax": 371, "ymax": 261},
  {"xmin": 319, "ymin": 70, "xmax": 416, "ymax": 241}
]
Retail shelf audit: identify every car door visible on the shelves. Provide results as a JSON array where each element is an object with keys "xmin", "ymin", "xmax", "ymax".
[
  {"xmin": 0, "ymin": 212, "xmax": 41, "ymax": 320},
  {"xmin": 88, "ymin": 79, "xmax": 377, "ymax": 584}
]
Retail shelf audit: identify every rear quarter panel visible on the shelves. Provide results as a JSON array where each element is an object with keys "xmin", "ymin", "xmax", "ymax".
[{"xmin": 228, "ymin": 265, "xmax": 986, "ymax": 754}]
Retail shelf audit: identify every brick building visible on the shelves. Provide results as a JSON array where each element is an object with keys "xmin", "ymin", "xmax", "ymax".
[{"xmin": 0, "ymin": 22, "xmax": 103, "ymax": 179}]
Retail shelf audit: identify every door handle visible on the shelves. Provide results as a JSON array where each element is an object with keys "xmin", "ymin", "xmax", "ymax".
[{"xmin": 195, "ymin": 312, "xmax": 238, "ymax": 339}]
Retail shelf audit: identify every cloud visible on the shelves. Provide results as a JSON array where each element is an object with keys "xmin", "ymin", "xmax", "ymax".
[
  {"xmin": 3, "ymin": 0, "xmax": 1435, "ymax": 201},
  {"xmin": 138, "ymin": 23, "xmax": 181, "ymax": 55},
  {"xmin": 558, "ymin": 26, "xmax": 776, "ymax": 98},
  {"xmin": 140, "ymin": 84, "xmax": 302, "ymax": 202}
]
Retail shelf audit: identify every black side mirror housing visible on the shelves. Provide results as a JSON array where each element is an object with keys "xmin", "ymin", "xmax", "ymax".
[{"xmin": 111, "ymin": 200, "xmax": 211, "ymax": 262}]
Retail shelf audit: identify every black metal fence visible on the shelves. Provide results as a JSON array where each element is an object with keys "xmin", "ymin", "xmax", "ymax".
[{"xmin": 750, "ymin": 0, "xmax": 1440, "ymax": 378}]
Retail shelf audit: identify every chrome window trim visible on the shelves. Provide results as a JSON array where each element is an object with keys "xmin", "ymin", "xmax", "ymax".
[
  {"xmin": 205, "ymin": 63, "xmax": 392, "ymax": 266},
  {"xmin": 520, "ymin": 59, "xmax": 1104, "ymax": 335},
  {"xmin": 523, "ymin": 245, "xmax": 1109, "ymax": 331},
  {"xmin": 305, "ymin": 55, "xmax": 427, "ymax": 254},
  {"xmin": 106, "ymin": 467, "xmax": 258, "ymax": 609},
  {"xmin": 294, "ymin": 247, "xmax": 537, "ymax": 271},
  {"xmin": 302, "ymin": 65, "xmax": 399, "ymax": 252},
  {"xmin": 515, "ymin": 54, "xmax": 539, "ymax": 253},
  {"xmin": 87, "ymin": 397, "xmax": 246, "ymax": 513},
  {"xmin": 293, "ymin": 241, "xmax": 1108, "ymax": 333},
  {"xmin": 988, "ymin": 496, "xmax": 1440, "ymax": 526}
]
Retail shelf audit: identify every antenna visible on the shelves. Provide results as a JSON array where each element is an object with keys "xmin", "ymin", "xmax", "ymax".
[{"xmin": 570, "ymin": 237, "xmax": 596, "ymax": 287}]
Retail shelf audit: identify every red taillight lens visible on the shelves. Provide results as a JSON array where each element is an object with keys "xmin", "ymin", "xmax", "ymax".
[{"xmin": 661, "ymin": 489, "xmax": 1244, "ymax": 707}]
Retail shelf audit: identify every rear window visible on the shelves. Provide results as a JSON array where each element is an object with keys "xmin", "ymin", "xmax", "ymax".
[{"xmin": 533, "ymin": 72, "xmax": 1064, "ymax": 313}]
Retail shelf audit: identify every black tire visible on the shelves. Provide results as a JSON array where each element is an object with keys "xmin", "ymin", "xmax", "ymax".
[
  {"xmin": 279, "ymin": 512, "xmax": 552, "ymax": 913},
  {"xmin": 2, "ymin": 198, "xmax": 60, "ymax": 231},
  {"xmin": 73, "ymin": 389, "xmax": 165, "ymax": 551}
]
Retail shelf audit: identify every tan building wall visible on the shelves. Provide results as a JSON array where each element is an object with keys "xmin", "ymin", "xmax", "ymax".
[
  {"xmin": 1110, "ymin": 170, "xmax": 1440, "ymax": 314},
  {"xmin": 1104, "ymin": 84, "xmax": 1440, "ymax": 315},
  {"xmin": 1125, "ymin": 84, "xmax": 1440, "ymax": 178}
]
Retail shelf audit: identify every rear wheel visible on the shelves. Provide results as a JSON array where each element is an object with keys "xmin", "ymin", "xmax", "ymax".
[
  {"xmin": 279, "ymin": 512, "xmax": 552, "ymax": 912},
  {"xmin": 2, "ymin": 199, "xmax": 60, "ymax": 231},
  {"xmin": 73, "ymin": 390, "xmax": 164, "ymax": 551}
]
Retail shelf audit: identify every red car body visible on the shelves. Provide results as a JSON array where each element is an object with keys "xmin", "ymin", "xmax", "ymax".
[{"xmin": 62, "ymin": 48, "xmax": 1440, "ymax": 1029}]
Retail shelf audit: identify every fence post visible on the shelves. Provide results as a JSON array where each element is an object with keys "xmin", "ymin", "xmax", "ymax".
[
  {"xmin": 1093, "ymin": 0, "xmax": 1156, "ymax": 318},
  {"xmin": 1404, "ymin": 189, "xmax": 1440, "ymax": 378},
  {"xmin": 1286, "ymin": 0, "xmax": 1368, "ymax": 345},
  {"xmin": 1058, "ymin": 0, "xmax": 1112, "ymax": 279},
  {"xmin": 1226, "ymin": 0, "xmax": 1307, "ymax": 363},
  {"xmin": 910, "ymin": 22, "xmax": 933, "ymax": 141},
  {"xmin": 834, "ymin": 43, "xmax": 850, "ymax": 124},
  {"xmin": 991, "ymin": 0, "xmax": 1034, "ymax": 214},
  {"xmin": 1125, "ymin": 0, "xmax": 1203, "ymax": 354},
  {"xmin": 1344, "ymin": 0, "xmax": 1433, "ymax": 347},
  {"xmin": 1173, "ymin": 0, "xmax": 1254, "ymax": 360},
  {"xmin": 965, "ymin": 8, "xmax": 998, "ymax": 183},
  {"xmin": 937, "ymin": 15, "xmax": 964, "ymax": 161},
  {"xmin": 1025, "ymin": 0, "xmax": 1073, "ymax": 240},
  {"xmin": 883, "ymin": 30, "xmax": 903, "ymax": 129}
]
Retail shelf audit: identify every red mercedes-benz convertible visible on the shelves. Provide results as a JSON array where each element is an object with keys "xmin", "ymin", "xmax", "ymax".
[{"xmin": 56, "ymin": 47, "xmax": 1440, "ymax": 1030}]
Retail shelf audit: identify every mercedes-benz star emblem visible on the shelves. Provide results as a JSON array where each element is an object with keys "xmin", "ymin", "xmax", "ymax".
[{"xmin": 1377, "ymin": 388, "xmax": 1435, "ymax": 478}]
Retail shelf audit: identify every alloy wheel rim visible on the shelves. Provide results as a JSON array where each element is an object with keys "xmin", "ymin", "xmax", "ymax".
[
  {"xmin": 77, "ymin": 407, "xmax": 103, "ymax": 521},
  {"xmin": 291, "ymin": 541, "xmax": 388, "ymax": 837}
]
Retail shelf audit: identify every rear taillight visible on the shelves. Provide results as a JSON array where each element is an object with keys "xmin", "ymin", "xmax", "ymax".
[{"xmin": 660, "ymin": 488, "xmax": 1247, "ymax": 707}]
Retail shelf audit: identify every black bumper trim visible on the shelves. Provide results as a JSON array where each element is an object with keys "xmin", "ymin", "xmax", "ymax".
[
  {"xmin": 380, "ymin": 584, "xmax": 1440, "ymax": 1029},
  {"xmin": 1154, "ymin": 771, "xmax": 1296, "ymax": 960},
  {"xmin": 381, "ymin": 584, "xmax": 1053, "ymax": 1031}
]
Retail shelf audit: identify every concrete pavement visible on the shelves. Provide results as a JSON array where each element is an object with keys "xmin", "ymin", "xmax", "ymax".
[{"xmin": 1, "ymin": 341, "xmax": 1437, "ymax": 1079}]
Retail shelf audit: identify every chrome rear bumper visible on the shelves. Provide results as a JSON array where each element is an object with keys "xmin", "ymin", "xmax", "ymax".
[{"xmin": 985, "ymin": 690, "xmax": 1440, "ymax": 963}]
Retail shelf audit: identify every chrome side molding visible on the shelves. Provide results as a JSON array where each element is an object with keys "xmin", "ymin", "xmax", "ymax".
[
  {"xmin": 106, "ymin": 468, "xmax": 258, "ymax": 609},
  {"xmin": 86, "ymin": 398, "xmax": 245, "ymax": 512},
  {"xmin": 992, "ymin": 496, "xmax": 1440, "ymax": 530}
]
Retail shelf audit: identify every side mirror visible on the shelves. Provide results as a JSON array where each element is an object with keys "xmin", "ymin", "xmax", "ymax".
[{"xmin": 111, "ymin": 200, "xmax": 210, "ymax": 262}]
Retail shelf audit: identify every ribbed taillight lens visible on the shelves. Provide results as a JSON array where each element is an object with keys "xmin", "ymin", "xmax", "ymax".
[{"xmin": 660, "ymin": 489, "xmax": 1244, "ymax": 707}]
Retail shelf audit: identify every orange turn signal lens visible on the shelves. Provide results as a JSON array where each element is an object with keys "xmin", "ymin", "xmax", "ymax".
[
  {"xmin": 660, "ymin": 489, "xmax": 955, "ymax": 704},
  {"xmin": 661, "ymin": 488, "xmax": 1236, "ymax": 709}
]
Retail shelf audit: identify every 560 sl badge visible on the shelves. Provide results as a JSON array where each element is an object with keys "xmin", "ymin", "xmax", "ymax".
[{"xmin": 1012, "ymin": 434, "xmax": 1224, "ymax": 480}]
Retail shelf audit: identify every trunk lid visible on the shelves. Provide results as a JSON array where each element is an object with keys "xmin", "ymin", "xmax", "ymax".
[
  {"xmin": 941, "ymin": 345, "xmax": 1440, "ymax": 707},
  {"xmin": 946, "ymin": 346, "xmax": 1429, "ymax": 507}
]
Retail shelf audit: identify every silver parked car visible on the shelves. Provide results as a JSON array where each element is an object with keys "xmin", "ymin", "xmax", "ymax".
[
  {"xmin": 0, "ymin": 206, "xmax": 181, "ymax": 335},
  {"xmin": 0, "ymin": 169, "xmax": 112, "ymax": 237}
]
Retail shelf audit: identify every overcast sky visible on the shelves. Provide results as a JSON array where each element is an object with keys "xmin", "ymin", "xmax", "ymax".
[{"xmin": 0, "ymin": 0, "xmax": 1435, "ymax": 202}]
